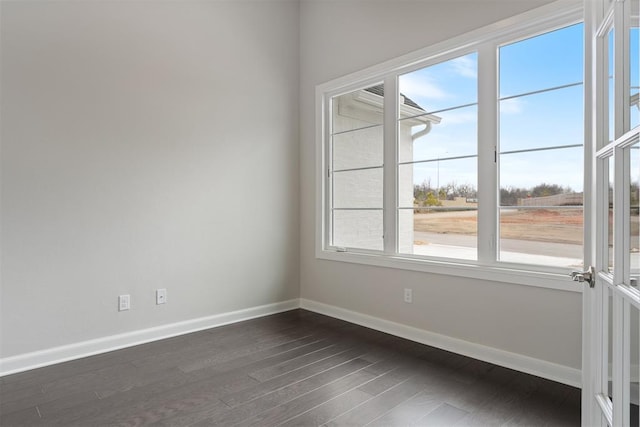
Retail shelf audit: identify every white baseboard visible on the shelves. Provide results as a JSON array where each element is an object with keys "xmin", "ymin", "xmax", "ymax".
[
  {"xmin": 300, "ymin": 298, "xmax": 582, "ymax": 388},
  {"xmin": 1, "ymin": 297, "xmax": 582, "ymax": 389},
  {"xmin": 0, "ymin": 299, "xmax": 300, "ymax": 377}
]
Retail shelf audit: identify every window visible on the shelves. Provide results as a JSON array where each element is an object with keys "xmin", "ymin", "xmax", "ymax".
[{"xmin": 318, "ymin": 3, "xmax": 586, "ymax": 287}]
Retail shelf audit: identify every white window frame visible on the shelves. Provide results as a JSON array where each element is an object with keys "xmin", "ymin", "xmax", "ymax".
[{"xmin": 315, "ymin": 1, "xmax": 587, "ymax": 291}]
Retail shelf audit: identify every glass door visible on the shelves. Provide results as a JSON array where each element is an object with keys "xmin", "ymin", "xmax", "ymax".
[{"xmin": 587, "ymin": 0, "xmax": 640, "ymax": 425}]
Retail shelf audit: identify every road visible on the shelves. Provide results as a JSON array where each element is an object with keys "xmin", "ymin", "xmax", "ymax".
[{"xmin": 412, "ymin": 231, "xmax": 583, "ymax": 268}]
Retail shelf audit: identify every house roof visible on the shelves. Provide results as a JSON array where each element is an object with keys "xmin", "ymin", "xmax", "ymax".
[{"xmin": 365, "ymin": 84, "xmax": 424, "ymax": 111}]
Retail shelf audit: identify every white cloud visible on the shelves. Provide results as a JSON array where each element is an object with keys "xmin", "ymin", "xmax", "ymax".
[
  {"xmin": 438, "ymin": 111, "xmax": 476, "ymax": 125},
  {"xmin": 400, "ymin": 75, "xmax": 448, "ymax": 100},
  {"xmin": 450, "ymin": 56, "xmax": 477, "ymax": 79},
  {"xmin": 500, "ymin": 98, "xmax": 524, "ymax": 114}
]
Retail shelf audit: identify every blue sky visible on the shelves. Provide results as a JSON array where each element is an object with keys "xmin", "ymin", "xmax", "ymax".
[{"xmin": 399, "ymin": 23, "xmax": 589, "ymax": 195}]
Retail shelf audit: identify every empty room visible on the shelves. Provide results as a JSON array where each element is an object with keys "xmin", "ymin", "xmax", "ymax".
[{"xmin": 1, "ymin": 0, "xmax": 638, "ymax": 425}]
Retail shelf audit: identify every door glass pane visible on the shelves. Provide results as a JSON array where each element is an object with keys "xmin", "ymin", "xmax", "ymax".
[
  {"xmin": 398, "ymin": 53, "xmax": 478, "ymax": 259},
  {"xmin": 607, "ymin": 285, "xmax": 614, "ymax": 407},
  {"xmin": 630, "ymin": 305, "xmax": 640, "ymax": 425},
  {"xmin": 609, "ymin": 28, "xmax": 616, "ymax": 142},
  {"xmin": 610, "ymin": 156, "xmax": 615, "ymax": 272},
  {"xmin": 636, "ymin": 285, "xmax": 640, "ymax": 426},
  {"xmin": 631, "ymin": 24, "xmax": 639, "ymax": 130},
  {"xmin": 631, "ymin": 142, "xmax": 640, "ymax": 285}
]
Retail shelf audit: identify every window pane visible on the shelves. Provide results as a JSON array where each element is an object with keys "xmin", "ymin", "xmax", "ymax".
[
  {"xmin": 332, "ymin": 126, "xmax": 383, "ymax": 170},
  {"xmin": 499, "ymin": 23, "xmax": 583, "ymax": 268},
  {"xmin": 499, "ymin": 207, "xmax": 583, "ymax": 268},
  {"xmin": 330, "ymin": 85, "xmax": 385, "ymax": 251},
  {"xmin": 398, "ymin": 158, "xmax": 478, "ymax": 260},
  {"xmin": 331, "ymin": 84, "xmax": 384, "ymax": 134},
  {"xmin": 499, "ymin": 23, "xmax": 583, "ymax": 98},
  {"xmin": 333, "ymin": 168, "xmax": 383, "ymax": 209},
  {"xmin": 332, "ymin": 210, "xmax": 383, "ymax": 251},
  {"xmin": 499, "ymin": 148, "xmax": 583, "ymax": 268},
  {"xmin": 500, "ymin": 147, "xmax": 584, "ymax": 206},
  {"xmin": 398, "ymin": 53, "xmax": 477, "ymax": 117},
  {"xmin": 397, "ymin": 54, "xmax": 478, "ymax": 260},
  {"xmin": 399, "ymin": 105, "xmax": 477, "ymax": 163},
  {"xmin": 401, "ymin": 158, "xmax": 478, "ymax": 209},
  {"xmin": 499, "ymin": 85, "xmax": 583, "ymax": 152},
  {"xmin": 402, "ymin": 208, "xmax": 478, "ymax": 261}
]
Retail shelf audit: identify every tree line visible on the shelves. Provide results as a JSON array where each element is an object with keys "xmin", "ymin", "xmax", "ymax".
[
  {"xmin": 414, "ymin": 180, "xmax": 576, "ymax": 207},
  {"xmin": 414, "ymin": 180, "xmax": 640, "ymax": 208}
]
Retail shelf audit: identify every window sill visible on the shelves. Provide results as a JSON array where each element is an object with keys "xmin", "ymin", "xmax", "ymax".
[{"xmin": 316, "ymin": 248, "xmax": 583, "ymax": 293}]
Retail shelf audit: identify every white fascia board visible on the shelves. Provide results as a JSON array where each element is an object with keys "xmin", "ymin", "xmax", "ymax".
[{"xmin": 351, "ymin": 89, "xmax": 439, "ymax": 124}]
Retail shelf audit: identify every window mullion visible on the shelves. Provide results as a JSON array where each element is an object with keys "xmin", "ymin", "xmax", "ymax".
[
  {"xmin": 477, "ymin": 43, "xmax": 498, "ymax": 263},
  {"xmin": 383, "ymin": 75, "xmax": 399, "ymax": 255}
]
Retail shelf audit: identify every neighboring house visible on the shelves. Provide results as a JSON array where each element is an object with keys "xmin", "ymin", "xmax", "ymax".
[{"xmin": 332, "ymin": 84, "xmax": 441, "ymax": 253}]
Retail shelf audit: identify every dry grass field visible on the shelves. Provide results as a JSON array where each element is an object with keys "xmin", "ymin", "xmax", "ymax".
[{"xmin": 414, "ymin": 208, "xmax": 585, "ymax": 245}]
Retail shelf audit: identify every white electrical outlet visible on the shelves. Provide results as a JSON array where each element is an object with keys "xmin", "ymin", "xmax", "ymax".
[
  {"xmin": 156, "ymin": 289, "xmax": 167, "ymax": 305},
  {"xmin": 119, "ymin": 294, "xmax": 130, "ymax": 311},
  {"xmin": 404, "ymin": 288, "xmax": 413, "ymax": 303}
]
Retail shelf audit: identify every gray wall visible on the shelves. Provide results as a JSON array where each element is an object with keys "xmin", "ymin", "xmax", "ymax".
[
  {"xmin": 299, "ymin": 0, "xmax": 582, "ymax": 370},
  {"xmin": 1, "ymin": 0, "xmax": 583, "ymax": 372},
  {"xmin": 0, "ymin": 0, "xmax": 300, "ymax": 357}
]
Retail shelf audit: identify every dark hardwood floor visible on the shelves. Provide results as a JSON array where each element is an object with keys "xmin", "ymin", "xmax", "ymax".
[{"xmin": 0, "ymin": 309, "xmax": 580, "ymax": 426}]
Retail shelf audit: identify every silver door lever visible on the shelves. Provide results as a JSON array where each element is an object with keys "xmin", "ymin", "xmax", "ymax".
[{"xmin": 570, "ymin": 266, "xmax": 595, "ymax": 287}]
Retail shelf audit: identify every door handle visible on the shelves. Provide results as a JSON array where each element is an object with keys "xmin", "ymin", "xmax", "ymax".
[{"xmin": 570, "ymin": 266, "xmax": 595, "ymax": 288}]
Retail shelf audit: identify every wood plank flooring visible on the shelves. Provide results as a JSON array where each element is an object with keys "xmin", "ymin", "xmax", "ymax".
[{"xmin": 0, "ymin": 309, "xmax": 580, "ymax": 426}]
